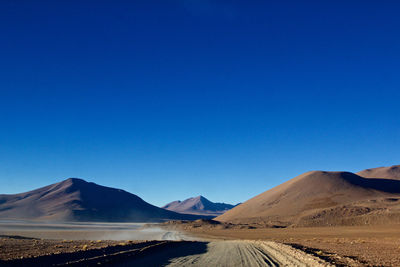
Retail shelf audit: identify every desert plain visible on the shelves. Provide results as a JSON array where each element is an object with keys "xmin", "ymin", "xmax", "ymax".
[{"xmin": 1, "ymin": 220, "xmax": 400, "ymax": 266}]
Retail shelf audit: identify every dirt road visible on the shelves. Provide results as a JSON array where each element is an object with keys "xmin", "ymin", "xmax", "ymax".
[
  {"xmin": 117, "ymin": 240, "xmax": 331, "ymax": 267},
  {"xmin": 0, "ymin": 235, "xmax": 332, "ymax": 266}
]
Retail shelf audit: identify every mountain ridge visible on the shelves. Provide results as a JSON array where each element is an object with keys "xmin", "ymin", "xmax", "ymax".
[
  {"xmin": 0, "ymin": 178, "xmax": 206, "ymax": 222},
  {"xmin": 216, "ymin": 168, "xmax": 400, "ymax": 227},
  {"xmin": 357, "ymin": 164, "xmax": 400, "ymax": 180}
]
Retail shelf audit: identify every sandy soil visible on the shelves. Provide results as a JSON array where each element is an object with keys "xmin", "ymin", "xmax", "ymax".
[{"xmin": 179, "ymin": 225, "xmax": 400, "ymax": 266}]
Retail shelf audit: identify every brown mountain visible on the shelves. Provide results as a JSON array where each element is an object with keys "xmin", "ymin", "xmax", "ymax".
[
  {"xmin": 217, "ymin": 169, "xmax": 400, "ymax": 227},
  {"xmin": 162, "ymin": 196, "xmax": 236, "ymax": 216},
  {"xmin": 0, "ymin": 178, "xmax": 204, "ymax": 222},
  {"xmin": 357, "ymin": 164, "xmax": 400, "ymax": 180}
]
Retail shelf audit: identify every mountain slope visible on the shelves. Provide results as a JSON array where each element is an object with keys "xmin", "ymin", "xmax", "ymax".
[
  {"xmin": 357, "ymin": 165, "xmax": 400, "ymax": 180},
  {"xmin": 162, "ymin": 196, "xmax": 235, "ymax": 216},
  {"xmin": 0, "ymin": 178, "xmax": 204, "ymax": 222},
  {"xmin": 216, "ymin": 170, "xmax": 400, "ymax": 227}
]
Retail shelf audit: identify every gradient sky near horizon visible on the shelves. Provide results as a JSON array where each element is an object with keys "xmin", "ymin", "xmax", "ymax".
[{"xmin": 1, "ymin": 1, "xmax": 399, "ymax": 206}]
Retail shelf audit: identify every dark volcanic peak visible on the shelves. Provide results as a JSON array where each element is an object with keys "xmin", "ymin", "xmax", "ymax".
[
  {"xmin": 0, "ymin": 178, "xmax": 205, "ymax": 222},
  {"xmin": 162, "ymin": 195, "xmax": 235, "ymax": 216}
]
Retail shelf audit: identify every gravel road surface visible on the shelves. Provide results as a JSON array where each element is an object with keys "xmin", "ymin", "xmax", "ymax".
[{"xmin": 117, "ymin": 240, "xmax": 332, "ymax": 267}]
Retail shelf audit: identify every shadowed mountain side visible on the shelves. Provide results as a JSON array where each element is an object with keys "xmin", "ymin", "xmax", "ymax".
[
  {"xmin": 357, "ymin": 165, "xmax": 400, "ymax": 180},
  {"xmin": 0, "ymin": 178, "xmax": 205, "ymax": 222},
  {"xmin": 216, "ymin": 171, "xmax": 400, "ymax": 227},
  {"xmin": 162, "ymin": 196, "xmax": 236, "ymax": 216}
]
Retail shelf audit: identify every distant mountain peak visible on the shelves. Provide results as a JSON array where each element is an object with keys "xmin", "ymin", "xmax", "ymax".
[
  {"xmin": 61, "ymin": 177, "xmax": 87, "ymax": 184},
  {"xmin": 162, "ymin": 196, "xmax": 235, "ymax": 217},
  {"xmin": 357, "ymin": 164, "xmax": 400, "ymax": 180},
  {"xmin": 191, "ymin": 195, "xmax": 206, "ymax": 201},
  {"xmin": 66, "ymin": 177, "xmax": 86, "ymax": 181}
]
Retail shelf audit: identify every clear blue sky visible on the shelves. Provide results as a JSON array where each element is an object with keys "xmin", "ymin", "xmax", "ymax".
[{"xmin": 1, "ymin": 1, "xmax": 399, "ymax": 206}]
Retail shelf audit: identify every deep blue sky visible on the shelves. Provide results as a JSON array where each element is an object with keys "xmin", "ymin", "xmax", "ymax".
[{"xmin": 1, "ymin": 1, "xmax": 399, "ymax": 206}]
